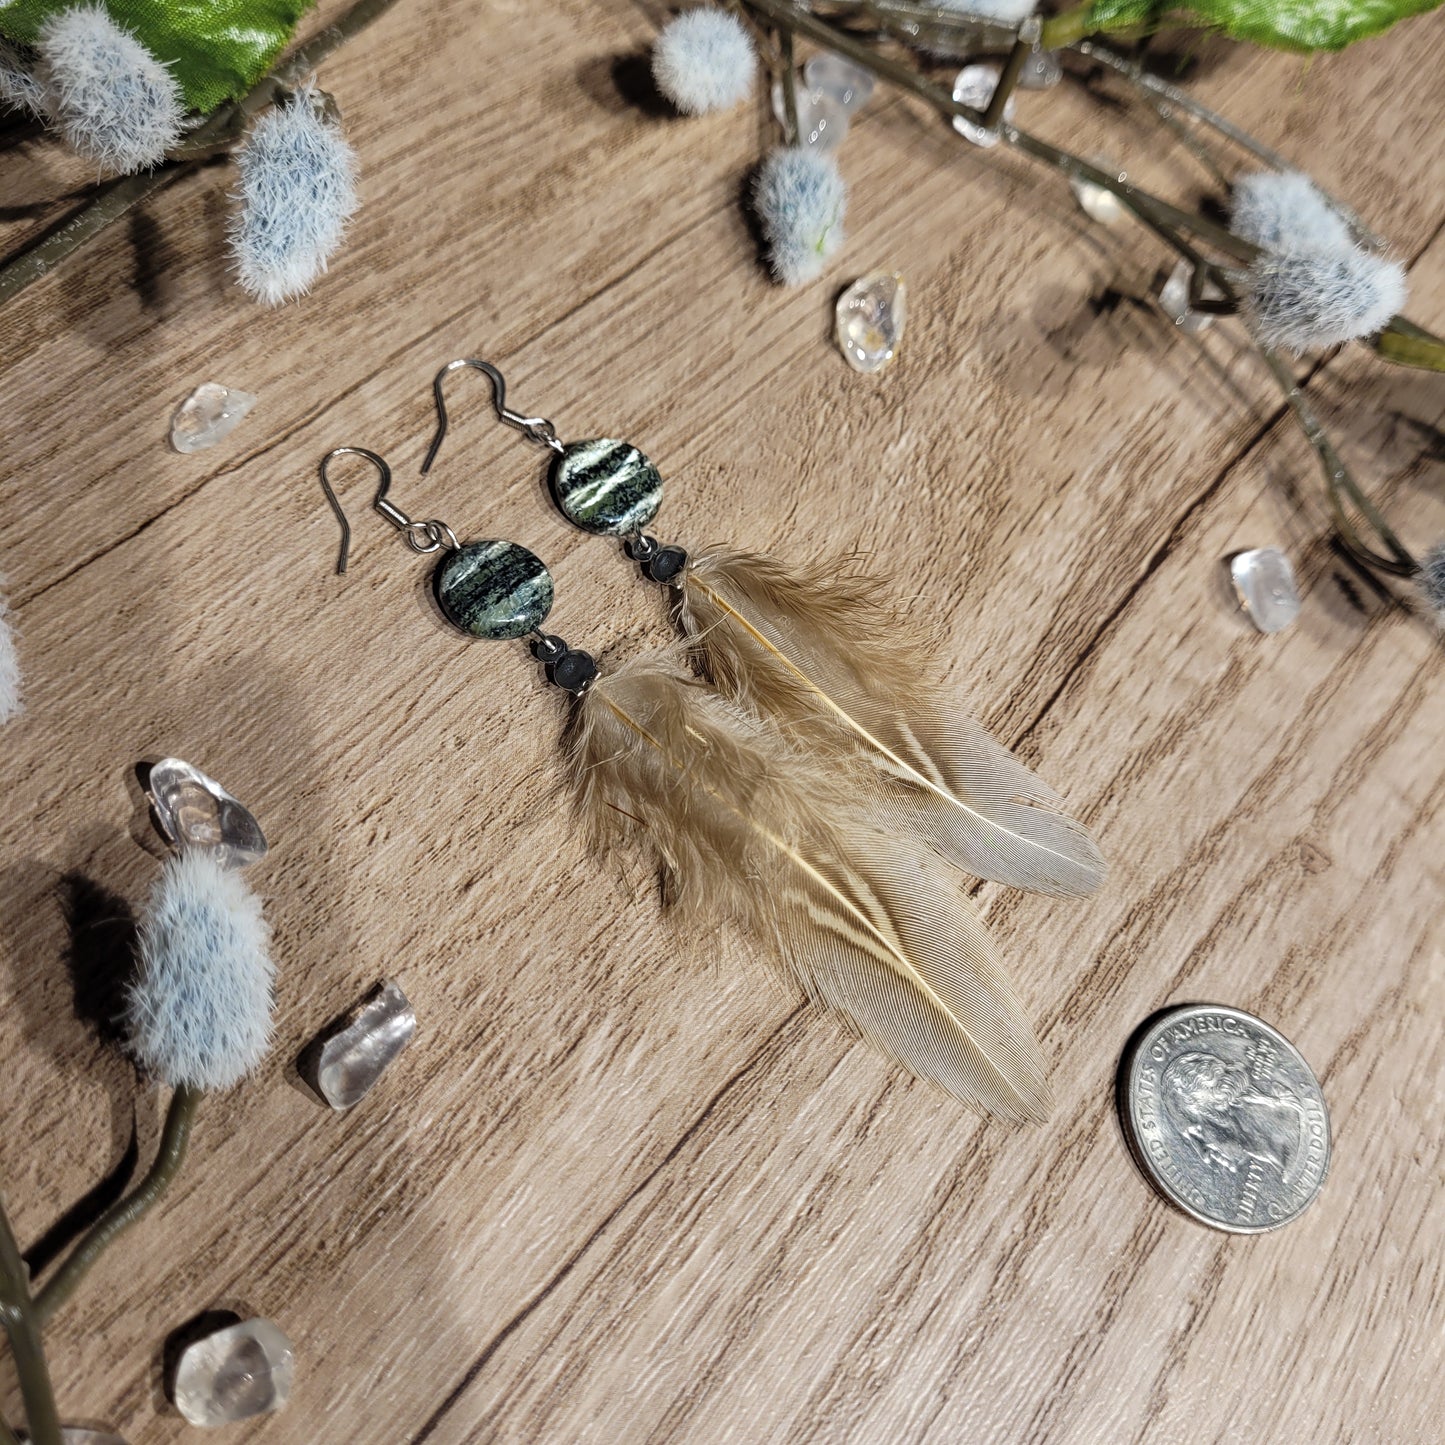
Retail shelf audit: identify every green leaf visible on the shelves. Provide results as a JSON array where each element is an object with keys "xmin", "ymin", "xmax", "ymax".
[
  {"xmin": 0, "ymin": 0, "xmax": 316, "ymax": 113},
  {"xmin": 1184, "ymin": 0, "xmax": 1443, "ymax": 50}
]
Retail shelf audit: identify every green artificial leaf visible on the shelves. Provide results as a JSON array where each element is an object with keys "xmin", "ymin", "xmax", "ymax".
[
  {"xmin": 1183, "ymin": 0, "xmax": 1444, "ymax": 50},
  {"xmin": 0, "ymin": 0, "xmax": 316, "ymax": 113}
]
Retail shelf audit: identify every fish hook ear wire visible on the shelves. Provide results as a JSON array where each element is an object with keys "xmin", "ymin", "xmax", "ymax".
[
  {"xmin": 420, "ymin": 359, "xmax": 564, "ymax": 478},
  {"xmin": 319, "ymin": 445, "xmax": 460, "ymax": 576}
]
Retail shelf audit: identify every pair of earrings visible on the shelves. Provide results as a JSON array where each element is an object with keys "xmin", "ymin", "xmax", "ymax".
[{"xmin": 320, "ymin": 361, "xmax": 1106, "ymax": 1124}]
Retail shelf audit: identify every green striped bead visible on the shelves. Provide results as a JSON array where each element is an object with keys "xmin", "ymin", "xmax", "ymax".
[
  {"xmin": 551, "ymin": 438, "xmax": 663, "ymax": 536},
  {"xmin": 434, "ymin": 541, "xmax": 554, "ymax": 640}
]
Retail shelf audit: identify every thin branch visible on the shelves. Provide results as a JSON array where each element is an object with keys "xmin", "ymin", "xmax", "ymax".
[
  {"xmin": 1077, "ymin": 41, "xmax": 1387, "ymax": 250},
  {"xmin": 1258, "ymin": 347, "xmax": 1418, "ymax": 577},
  {"xmin": 0, "ymin": 0, "xmax": 404, "ymax": 308},
  {"xmin": 34, "ymin": 1087, "xmax": 199, "ymax": 1327},
  {"xmin": 0, "ymin": 1199, "xmax": 60, "ymax": 1445}
]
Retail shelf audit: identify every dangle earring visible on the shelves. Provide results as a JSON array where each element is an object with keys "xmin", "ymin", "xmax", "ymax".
[
  {"xmin": 319, "ymin": 439, "xmax": 1061, "ymax": 1124},
  {"xmin": 319, "ymin": 445, "xmax": 598, "ymax": 692},
  {"xmin": 420, "ymin": 360, "xmax": 1108, "ymax": 903}
]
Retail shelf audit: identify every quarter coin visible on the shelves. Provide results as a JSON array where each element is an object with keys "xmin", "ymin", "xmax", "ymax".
[{"xmin": 1120, "ymin": 1004, "xmax": 1330, "ymax": 1233}]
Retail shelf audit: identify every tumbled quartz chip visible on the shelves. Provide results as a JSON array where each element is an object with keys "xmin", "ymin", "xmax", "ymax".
[
  {"xmin": 803, "ymin": 52, "xmax": 875, "ymax": 111},
  {"xmin": 169, "ymin": 383, "xmax": 256, "ymax": 454},
  {"xmin": 145, "ymin": 758, "xmax": 267, "ymax": 869},
  {"xmin": 172, "ymin": 1318, "xmax": 294, "ymax": 1427},
  {"xmin": 835, "ymin": 273, "xmax": 907, "ymax": 375},
  {"xmin": 1158, "ymin": 259, "xmax": 1214, "ymax": 336},
  {"xmin": 770, "ymin": 79, "xmax": 848, "ymax": 150},
  {"xmin": 951, "ymin": 65, "xmax": 1014, "ymax": 148},
  {"xmin": 1070, "ymin": 161, "xmax": 1126, "ymax": 226},
  {"xmin": 1230, "ymin": 548, "xmax": 1301, "ymax": 633},
  {"xmin": 308, "ymin": 979, "xmax": 417, "ymax": 1110},
  {"xmin": 1018, "ymin": 50, "xmax": 1062, "ymax": 90}
]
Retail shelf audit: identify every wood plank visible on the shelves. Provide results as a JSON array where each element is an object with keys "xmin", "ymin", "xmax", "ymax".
[{"xmin": 0, "ymin": 3, "xmax": 1440, "ymax": 1440}]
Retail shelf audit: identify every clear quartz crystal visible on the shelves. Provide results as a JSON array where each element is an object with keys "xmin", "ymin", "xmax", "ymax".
[
  {"xmin": 1070, "ymin": 159, "xmax": 1126, "ymax": 225},
  {"xmin": 169, "ymin": 383, "xmax": 256, "ymax": 454},
  {"xmin": 1018, "ymin": 50, "xmax": 1062, "ymax": 90},
  {"xmin": 835, "ymin": 273, "xmax": 907, "ymax": 374},
  {"xmin": 1158, "ymin": 259, "xmax": 1214, "ymax": 335},
  {"xmin": 173, "ymin": 1318, "xmax": 294, "ymax": 1427},
  {"xmin": 951, "ymin": 65, "xmax": 1014, "ymax": 148},
  {"xmin": 145, "ymin": 758, "xmax": 268, "ymax": 869},
  {"xmin": 1230, "ymin": 548, "xmax": 1301, "ymax": 633},
  {"xmin": 803, "ymin": 52, "xmax": 875, "ymax": 111},
  {"xmin": 771, "ymin": 79, "xmax": 848, "ymax": 149},
  {"xmin": 310, "ymin": 979, "xmax": 418, "ymax": 1110}
]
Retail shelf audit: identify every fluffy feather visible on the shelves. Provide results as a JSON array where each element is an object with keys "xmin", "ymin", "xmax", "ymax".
[
  {"xmin": 679, "ymin": 549, "xmax": 1105, "ymax": 898},
  {"xmin": 568, "ymin": 648, "xmax": 1051, "ymax": 1122},
  {"xmin": 126, "ymin": 851, "xmax": 274, "ymax": 1090}
]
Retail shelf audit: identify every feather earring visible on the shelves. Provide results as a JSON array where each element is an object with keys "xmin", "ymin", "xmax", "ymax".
[
  {"xmin": 322, "ymin": 441, "xmax": 1054, "ymax": 1120},
  {"xmin": 419, "ymin": 359, "xmax": 1106, "ymax": 902},
  {"xmin": 571, "ymin": 648, "xmax": 1052, "ymax": 1122}
]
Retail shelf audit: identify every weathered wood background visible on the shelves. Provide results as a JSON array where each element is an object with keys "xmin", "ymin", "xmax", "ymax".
[{"xmin": 1, "ymin": 1, "xmax": 1442, "ymax": 1440}]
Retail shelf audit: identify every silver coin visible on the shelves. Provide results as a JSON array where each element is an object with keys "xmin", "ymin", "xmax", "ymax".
[{"xmin": 1121, "ymin": 1004, "xmax": 1330, "ymax": 1233}]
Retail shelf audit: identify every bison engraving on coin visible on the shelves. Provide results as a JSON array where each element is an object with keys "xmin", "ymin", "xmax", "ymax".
[{"xmin": 1122, "ymin": 1005, "xmax": 1330, "ymax": 1233}]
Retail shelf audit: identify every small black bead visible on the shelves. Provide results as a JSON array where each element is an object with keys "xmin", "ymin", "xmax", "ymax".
[
  {"xmin": 643, "ymin": 545, "xmax": 689, "ymax": 585},
  {"xmin": 549, "ymin": 648, "xmax": 599, "ymax": 694},
  {"xmin": 530, "ymin": 633, "xmax": 567, "ymax": 663}
]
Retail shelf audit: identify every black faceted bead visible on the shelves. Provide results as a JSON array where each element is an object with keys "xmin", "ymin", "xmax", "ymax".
[
  {"xmin": 549, "ymin": 648, "xmax": 599, "ymax": 694},
  {"xmin": 643, "ymin": 545, "xmax": 688, "ymax": 585},
  {"xmin": 530, "ymin": 633, "xmax": 568, "ymax": 663}
]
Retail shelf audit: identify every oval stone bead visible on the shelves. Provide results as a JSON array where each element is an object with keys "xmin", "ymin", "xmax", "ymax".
[
  {"xmin": 434, "ymin": 540, "xmax": 554, "ymax": 640},
  {"xmin": 551, "ymin": 438, "xmax": 663, "ymax": 535}
]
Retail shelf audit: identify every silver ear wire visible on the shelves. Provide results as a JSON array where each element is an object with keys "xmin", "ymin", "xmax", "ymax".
[
  {"xmin": 319, "ymin": 446, "xmax": 457, "ymax": 575},
  {"xmin": 421, "ymin": 358, "xmax": 564, "ymax": 478}
]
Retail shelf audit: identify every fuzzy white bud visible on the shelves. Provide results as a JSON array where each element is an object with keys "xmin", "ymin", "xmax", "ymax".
[
  {"xmin": 652, "ymin": 8, "xmax": 756, "ymax": 116},
  {"xmin": 1231, "ymin": 172, "xmax": 1352, "ymax": 254},
  {"xmin": 230, "ymin": 88, "xmax": 359, "ymax": 306},
  {"xmin": 754, "ymin": 146, "xmax": 846, "ymax": 286},
  {"xmin": 35, "ymin": 5, "xmax": 184, "ymax": 172},
  {"xmin": 1246, "ymin": 247, "xmax": 1406, "ymax": 353},
  {"xmin": 126, "ymin": 851, "xmax": 275, "ymax": 1090}
]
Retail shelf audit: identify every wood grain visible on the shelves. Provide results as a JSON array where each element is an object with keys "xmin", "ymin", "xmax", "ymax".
[{"xmin": 0, "ymin": 3, "xmax": 1442, "ymax": 1441}]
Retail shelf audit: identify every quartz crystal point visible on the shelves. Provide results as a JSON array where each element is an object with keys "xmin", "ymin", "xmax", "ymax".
[
  {"xmin": 306, "ymin": 979, "xmax": 417, "ymax": 1110},
  {"xmin": 145, "ymin": 758, "xmax": 268, "ymax": 869},
  {"xmin": 770, "ymin": 79, "xmax": 848, "ymax": 149},
  {"xmin": 170, "ymin": 383, "xmax": 256, "ymax": 453},
  {"xmin": 951, "ymin": 65, "xmax": 1014, "ymax": 148},
  {"xmin": 1229, "ymin": 548, "xmax": 1300, "ymax": 633},
  {"xmin": 835, "ymin": 273, "xmax": 907, "ymax": 374},
  {"xmin": 803, "ymin": 52, "xmax": 875, "ymax": 111},
  {"xmin": 172, "ymin": 1318, "xmax": 294, "ymax": 1426}
]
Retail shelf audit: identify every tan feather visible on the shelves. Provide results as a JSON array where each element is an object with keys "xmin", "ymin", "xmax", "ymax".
[
  {"xmin": 679, "ymin": 548, "xmax": 1106, "ymax": 899},
  {"xmin": 567, "ymin": 648, "xmax": 1052, "ymax": 1122}
]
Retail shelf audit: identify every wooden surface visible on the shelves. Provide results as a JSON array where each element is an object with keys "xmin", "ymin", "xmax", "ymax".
[{"xmin": 2, "ymin": 2, "xmax": 1443, "ymax": 1441}]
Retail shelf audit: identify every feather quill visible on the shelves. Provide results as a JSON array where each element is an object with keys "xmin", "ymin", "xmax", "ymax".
[
  {"xmin": 568, "ymin": 648, "xmax": 1052, "ymax": 1122},
  {"xmin": 679, "ymin": 549, "xmax": 1105, "ymax": 899}
]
